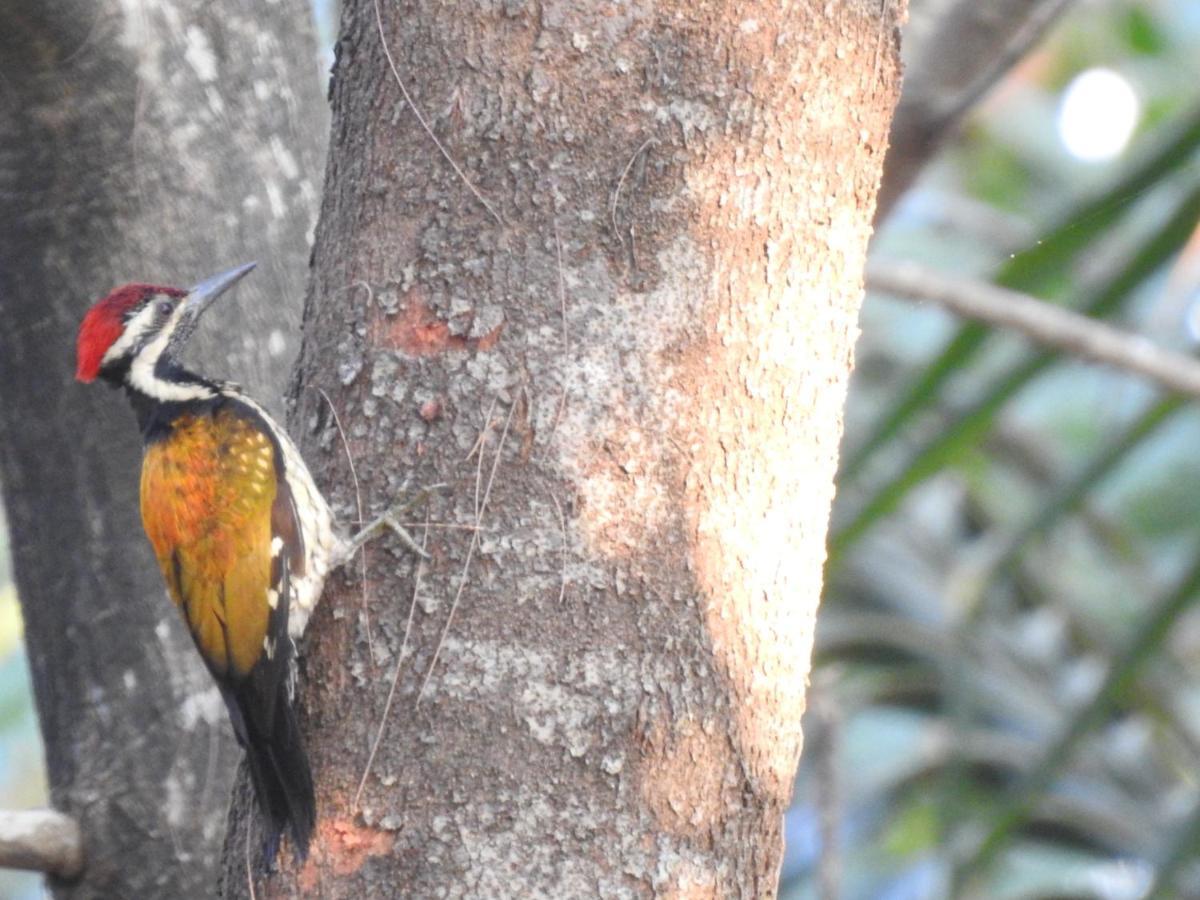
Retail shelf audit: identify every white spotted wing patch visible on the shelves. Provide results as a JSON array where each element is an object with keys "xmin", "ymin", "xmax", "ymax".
[{"xmin": 225, "ymin": 387, "xmax": 339, "ymax": 640}]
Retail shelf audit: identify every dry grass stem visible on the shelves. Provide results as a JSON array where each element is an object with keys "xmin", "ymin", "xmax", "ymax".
[
  {"xmin": 317, "ymin": 386, "xmax": 374, "ymax": 663},
  {"xmin": 354, "ymin": 512, "xmax": 430, "ymax": 811},
  {"xmin": 610, "ymin": 137, "xmax": 658, "ymax": 237},
  {"xmin": 549, "ymin": 214, "xmax": 570, "ymax": 439},
  {"xmin": 396, "ymin": 521, "xmax": 487, "ymax": 531},
  {"xmin": 464, "ymin": 395, "xmax": 500, "ymax": 463},
  {"xmin": 548, "ymin": 490, "xmax": 568, "ymax": 605},
  {"xmin": 417, "ymin": 398, "xmax": 515, "ymax": 706},
  {"xmin": 372, "ymin": 0, "xmax": 504, "ymax": 226}
]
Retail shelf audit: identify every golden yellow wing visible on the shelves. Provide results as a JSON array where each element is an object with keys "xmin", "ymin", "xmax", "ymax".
[{"xmin": 140, "ymin": 406, "xmax": 276, "ymax": 678}]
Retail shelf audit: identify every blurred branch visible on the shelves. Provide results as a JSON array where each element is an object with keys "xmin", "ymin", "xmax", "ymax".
[
  {"xmin": 847, "ymin": 107, "xmax": 1200, "ymax": 486},
  {"xmin": 0, "ymin": 809, "xmax": 82, "ymax": 879},
  {"xmin": 877, "ymin": 0, "xmax": 1075, "ymax": 219},
  {"xmin": 868, "ymin": 261, "xmax": 1200, "ymax": 399},
  {"xmin": 833, "ymin": 181, "xmax": 1200, "ymax": 563}
]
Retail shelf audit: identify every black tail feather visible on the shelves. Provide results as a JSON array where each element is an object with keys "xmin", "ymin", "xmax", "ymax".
[{"xmin": 222, "ymin": 679, "xmax": 316, "ymax": 865}]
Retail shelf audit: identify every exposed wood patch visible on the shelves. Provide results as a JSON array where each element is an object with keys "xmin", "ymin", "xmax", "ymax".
[{"xmin": 369, "ymin": 287, "xmax": 505, "ymax": 356}]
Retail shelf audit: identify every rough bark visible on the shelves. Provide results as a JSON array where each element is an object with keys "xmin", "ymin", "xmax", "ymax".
[
  {"xmin": 0, "ymin": 2, "xmax": 325, "ymax": 896},
  {"xmin": 225, "ymin": 1, "xmax": 904, "ymax": 896}
]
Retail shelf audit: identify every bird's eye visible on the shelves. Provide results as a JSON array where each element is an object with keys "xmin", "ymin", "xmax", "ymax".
[{"xmin": 157, "ymin": 300, "xmax": 173, "ymax": 317}]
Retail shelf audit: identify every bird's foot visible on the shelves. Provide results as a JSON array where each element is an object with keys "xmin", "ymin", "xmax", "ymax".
[{"xmin": 336, "ymin": 483, "xmax": 448, "ymax": 565}]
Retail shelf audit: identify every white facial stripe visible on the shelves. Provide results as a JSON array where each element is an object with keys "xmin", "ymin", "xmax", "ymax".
[
  {"xmin": 126, "ymin": 302, "xmax": 215, "ymax": 402},
  {"xmin": 100, "ymin": 302, "xmax": 159, "ymax": 366}
]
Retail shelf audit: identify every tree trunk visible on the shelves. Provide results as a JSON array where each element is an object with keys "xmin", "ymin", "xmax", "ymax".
[
  {"xmin": 226, "ymin": 1, "xmax": 904, "ymax": 895},
  {"xmin": 0, "ymin": 2, "xmax": 325, "ymax": 896}
]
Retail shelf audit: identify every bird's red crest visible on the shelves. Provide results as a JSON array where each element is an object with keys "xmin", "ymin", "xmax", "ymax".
[{"xmin": 76, "ymin": 284, "xmax": 185, "ymax": 382}]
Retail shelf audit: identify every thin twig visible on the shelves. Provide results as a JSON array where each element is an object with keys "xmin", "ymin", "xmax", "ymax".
[
  {"xmin": 372, "ymin": 0, "xmax": 504, "ymax": 226},
  {"xmin": 317, "ymin": 387, "xmax": 373, "ymax": 663},
  {"xmin": 417, "ymin": 399, "xmax": 515, "ymax": 706},
  {"xmin": 610, "ymin": 137, "xmax": 658, "ymax": 237},
  {"xmin": 868, "ymin": 260, "xmax": 1200, "ymax": 400},
  {"xmin": 354, "ymin": 511, "xmax": 430, "ymax": 811}
]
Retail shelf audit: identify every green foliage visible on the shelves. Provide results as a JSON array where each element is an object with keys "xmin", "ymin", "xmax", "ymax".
[
  {"xmin": 961, "ymin": 136, "xmax": 1035, "ymax": 213},
  {"xmin": 1121, "ymin": 7, "xmax": 1168, "ymax": 56}
]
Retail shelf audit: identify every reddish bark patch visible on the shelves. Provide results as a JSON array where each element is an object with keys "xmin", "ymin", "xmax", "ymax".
[
  {"xmin": 418, "ymin": 398, "xmax": 442, "ymax": 422},
  {"xmin": 370, "ymin": 287, "xmax": 504, "ymax": 356},
  {"xmin": 295, "ymin": 815, "xmax": 392, "ymax": 891},
  {"xmin": 475, "ymin": 322, "xmax": 503, "ymax": 351}
]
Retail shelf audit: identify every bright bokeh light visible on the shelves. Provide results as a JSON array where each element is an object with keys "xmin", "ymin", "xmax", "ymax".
[{"xmin": 1056, "ymin": 68, "xmax": 1140, "ymax": 162}]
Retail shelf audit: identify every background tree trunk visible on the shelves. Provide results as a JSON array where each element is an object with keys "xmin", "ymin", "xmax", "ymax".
[
  {"xmin": 876, "ymin": 0, "xmax": 1073, "ymax": 220},
  {"xmin": 225, "ymin": 1, "xmax": 904, "ymax": 895},
  {"xmin": 0, "ymin": 1, "xmax": 325, "ymax": 896}
]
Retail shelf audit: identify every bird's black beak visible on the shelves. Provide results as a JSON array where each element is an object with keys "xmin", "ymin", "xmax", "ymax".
[
  {"xmin": 185, "ymin": 261, "xmax": 257, "ymax": 322},
  {"xmin": 170, "ymin": 262, "xmax": 257, "ymax": 351}
]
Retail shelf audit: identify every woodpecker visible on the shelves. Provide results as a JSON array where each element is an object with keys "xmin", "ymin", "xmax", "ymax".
[{"xmin": 74, "ymin": 262, "xmax": 415, "ymax": 864}]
